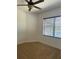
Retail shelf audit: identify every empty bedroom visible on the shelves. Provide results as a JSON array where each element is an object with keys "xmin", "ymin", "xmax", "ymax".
[{"xmin": 17, "ymin": 0, "xmax": 61, "ymax": 59}]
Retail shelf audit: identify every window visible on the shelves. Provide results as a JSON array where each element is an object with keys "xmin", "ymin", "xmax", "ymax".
[{"xmin": 43, "ymin": 16, "xmax": 61, "ymax": 38}]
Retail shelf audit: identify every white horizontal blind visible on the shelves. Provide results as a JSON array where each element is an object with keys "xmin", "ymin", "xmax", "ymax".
[
  {"xmin": 43, "ymin": 16, "xmax": 61, "ymax": 38},
  {"xmin": 43, "ymin": 18, "xmax": 54, "ymax": 36},
  {"xmin": 55, "ymin": 17, "xmax": 61, "ymax": 38}
]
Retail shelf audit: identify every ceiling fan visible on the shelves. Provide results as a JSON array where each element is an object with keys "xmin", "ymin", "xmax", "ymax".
[{"xmin": 17, "ymin": 0, "xmax": 44, "ymax": 11}]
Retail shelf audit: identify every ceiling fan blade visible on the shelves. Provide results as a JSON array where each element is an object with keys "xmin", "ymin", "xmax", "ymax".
[
  {"xmin": 33, "ymin": 0, "xmax": 44, "ymax": 5},
  {"xmin": 33, "ymin": 6, "xmax": 41, "ymax": 9},
  {"xmin": 28, "ymin": 5, "xmax": 32, "ymax": 11},
  {"xmin": 17, "ymin": 4, "xmax": 28, "ymax": 6},
  {"xmin": 25, "ymin": 0, "xmax": 29, "ymax": 3},
  {"xmin": 29, "ymin": 7, "xmax": 32, "ymax": 11},
  {"xmin": 30, "ymin": 0, "xmax": 32, "ymax": 2}
]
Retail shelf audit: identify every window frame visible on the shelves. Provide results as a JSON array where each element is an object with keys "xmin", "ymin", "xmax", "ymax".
[{"xmin": 43, "ymin": 15, "xmax": 61, "ymax": 39}]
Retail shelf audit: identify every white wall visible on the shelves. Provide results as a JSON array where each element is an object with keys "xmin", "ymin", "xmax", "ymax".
[
  {"xmin": 37, "ymin": 8, "xmax": 61, "ymax": 49},
  {"xmin": 17, "ymin": 7, "xmax": 61, "ymax": 49},
  {"xmin": 17, "ymin": 8, "xmax": 39, "ymax": 44}
]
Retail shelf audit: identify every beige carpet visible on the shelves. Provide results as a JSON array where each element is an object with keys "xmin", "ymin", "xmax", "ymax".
[{"xmin": 17, "ymin": 42, "xmax": 61, "ymax": 59}]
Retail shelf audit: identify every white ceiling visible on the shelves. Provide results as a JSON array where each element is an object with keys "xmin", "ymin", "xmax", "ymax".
[{"xmin": 17, "ymin": 0, "xmax": 61, "ymax": 13}]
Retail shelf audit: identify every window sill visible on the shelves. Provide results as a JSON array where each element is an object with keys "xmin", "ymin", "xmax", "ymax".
[{"xmin": 42, "ymin": 35, "xmax": 61, "ymax": 39}]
